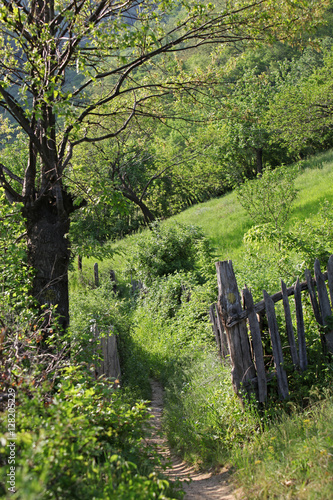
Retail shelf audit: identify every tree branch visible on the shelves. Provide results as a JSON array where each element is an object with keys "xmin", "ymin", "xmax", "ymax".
[{"xmin": 0, "ymin": 163, "xmax": 23, "ymax": 203}]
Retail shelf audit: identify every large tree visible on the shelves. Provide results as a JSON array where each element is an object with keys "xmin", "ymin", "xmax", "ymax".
[{"xmin": 0, "ymin": 0, "xmax": 326, "ymax": 329}]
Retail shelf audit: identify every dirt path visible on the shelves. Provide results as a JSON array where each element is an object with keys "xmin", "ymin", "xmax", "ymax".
[{"xmin": 148, "ymin": 380, "xmax": 236, "ymax": 500}]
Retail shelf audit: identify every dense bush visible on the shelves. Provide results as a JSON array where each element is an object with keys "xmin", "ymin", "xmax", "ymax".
[
  {"xmin": 236, "ymin": 164, "xmax": 298, "ymax": 232},
  {"xmin": 69, "ymin": 280, "xmax": 129, "ymax": 366},
  {"xmin": 0, "ymin": 365, "xmax": 174, "ymax": 499},
  {"xmin": 0, "ymin": 189, "xmax": 32, "ymax": 312},
  {"xmin": 129, "ymin": 222, "xmax": 212, "ymax": 285}
]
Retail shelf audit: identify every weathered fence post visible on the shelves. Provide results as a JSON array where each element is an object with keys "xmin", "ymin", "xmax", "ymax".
[
  {"xmin": 209, "ymin": 305, "xmax": 222, "ymax": 360},
  {"xmin": 305, "ymin": 269, "xmax": 322, "ymax": 324},
  {"xmin": 264, "ymin": 290, "xmax": 289, "ymax": 400},
  {"xmin": 243, "ymin": 286, "xmax": 267, "ymax": 402},
  {"xmin": 281, "ymin": 280, "xmax": 299, "ymax": 369},
  {"xmin": 94, "ymin": 262, "xmax": 99, "ymax": 288},
  {"xmin": 215, "ymin": 303, "xmax": 229, "ymax": 358},
  {"xmin": 91, "ymin": 321, "xmax": 121, "ymax": 380},
  {"xmin": 294, "ymin": 277, "xmax": 308, "ymax": 371},
  {"xmin": 314, "ymin": 259, "xmax": 333, "ymax": 354},
  {"xmin": 216, "ymin": 260, "xmax": 256, "ymax": 397}
]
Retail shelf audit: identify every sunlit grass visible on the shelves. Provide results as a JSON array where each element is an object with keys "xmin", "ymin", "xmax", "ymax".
[{"xmin": 232, "ymin": 394, "xmax": 333, "ymax": 499}]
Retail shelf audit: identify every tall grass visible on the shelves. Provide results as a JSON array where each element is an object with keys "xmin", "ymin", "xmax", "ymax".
[{"xmin": 232, "ymin": 394, "xmax": 333, "ymax": 499}]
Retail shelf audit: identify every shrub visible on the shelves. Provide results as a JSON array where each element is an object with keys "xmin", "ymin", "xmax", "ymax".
[
  {"xmin": 0, "ymin": 189, "xmax": 32, "ymax": 312},
  {"xmin": 129, "ymin": 222, "xmax": 212, "ymax": 285},
  {"xmin": 237, "ymin": 165, "xmax": 298, "ymax": 231},
  {"xmin": 0, "ymin": 365, "xmax": 174, "ymax": 499},
  {"xmin": 69, "ymin": 280, "xmax": 129, "ymax": 366}
]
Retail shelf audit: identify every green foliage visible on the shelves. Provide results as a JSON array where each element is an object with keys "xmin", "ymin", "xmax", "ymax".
[
  {"xmin": 163, "ymin": 352, "xmax": 261, "ymax": 466},
  {"xmin": 129, "ymin": 222, "xmax": 212, "ymax": 285},
  {"xmin": 232, "ymin": 395, "xmax": 333, "ymax": 499},
  {"xmin": 217, "ymin": 68, "xmax": 278, "ymax": 175},
  {"xmin": 0, "ymin": 365, "xmax": 174, "ymax": 499},
  {"xmin": 267, "ymin": 41, "xmax": 333, "ymax": 155},
  {"xmin": 122, "ymin": 271, "xmax": 216, "ymax": 388},
  {"xmin": 237, "ymin": 165, "xmax": 298, "ymax": 231},
  {"xmin": 0, "ymin": 189, "xmax": 32, "ymax": 311},
  {"xmin": 69, "ymin": 198, "xmax": 134, "ymax": 260},
  {"xmin": 69, "ymin": 280, "xmax": 129, "ymax": 366},
  {"xmin": 284, "ymin": 200, "xmax": 333, "ymax": 269}
]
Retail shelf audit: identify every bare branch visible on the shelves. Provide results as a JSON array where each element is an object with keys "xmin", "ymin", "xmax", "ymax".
[{"xmin": 0, "ymin": 163, "xmax": 23, "ymax": 203}]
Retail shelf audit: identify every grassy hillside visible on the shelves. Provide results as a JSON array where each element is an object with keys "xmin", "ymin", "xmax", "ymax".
[{"xmin": 74, "ymin": 148, "xmax": 333, "ymax": 287}]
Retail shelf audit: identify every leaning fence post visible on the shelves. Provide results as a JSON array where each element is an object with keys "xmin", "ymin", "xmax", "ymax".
[
  {"xmin": 243, "ymin": 286, "xmax": 267, "ymax": 403},
  {"xmin": 264, "ymin": 290, "xmax": 289, "ymax": 400},
  {"xmin": 294, "ymin": 277, "xmax": 308, "ymax": 371},
  {"xmin": 216, "ymin": 260, "xmax": 256, "ymax": 397},
  {"xmin": 281, "ymin": 280, "xmax": 299, "ymax": 369},
  {"xmin": 215, "ymin": 303, "xmax": 229, "ymax": 357},
  {"xmin": 305, "ymin": 269, "xmax": 322, "ymax": 325},
  {"xmin": 314, "ymin": 259, "xmax": 333, "ymax": 354}
]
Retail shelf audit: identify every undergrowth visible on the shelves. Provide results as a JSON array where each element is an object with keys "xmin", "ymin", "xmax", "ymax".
[{"xmin": 2, "ymin": 107, "xmax": 333, "ymax": 500}]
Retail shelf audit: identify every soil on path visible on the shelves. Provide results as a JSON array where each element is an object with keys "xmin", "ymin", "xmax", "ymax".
[{"xmin": 147, "ymin": 380, "xmax": 236, "ymax": 500}]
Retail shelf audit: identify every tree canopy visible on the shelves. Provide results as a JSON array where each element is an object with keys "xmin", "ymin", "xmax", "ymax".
[{"xmin": 0, "ymin": 0, "xmax": 327, "ymax": 327}]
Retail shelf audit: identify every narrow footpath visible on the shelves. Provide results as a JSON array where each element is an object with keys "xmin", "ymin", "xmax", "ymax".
[{"xmin": 148, "ymin": 380, "xmax": 236, "ymax": 500}]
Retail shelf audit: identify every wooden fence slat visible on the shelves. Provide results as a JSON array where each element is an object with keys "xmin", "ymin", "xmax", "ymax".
[
  {"xmin": 209, "ymin": 305, "xmax": 222, "ymax": 360},
  {"xmin": 94, "ymin": 262, "xmax": 99, "ymax": 287},
  {"xmin": 327, "ymin": 255, "xmax": 333, "ymax": 308},
  {"xmin": 102, "ymin": 331, "xmax": 121, "ymax": 379},
  {"xmin": 264, "ymin": 290, "xmax": 289, "ymax": 400},
  {"xmin": 243, "ymin": 287, "xmax": 267, "ymax": 403},
  {"xmin": 314, "ymin": 259, "xmax": 333, "ymax": 354},
  {"xmin": 305, "ymin": 269, "xmax": 322, "ymax": 324},
  {"xmin": 109, "ymin": 269, "xmax": 117, "ymax": 293},
  {"xmin": 225, "ymin": 268, "xmax": 331, "ymax": 328},
  {"xmin": 92, "ymin": 322, "xmax": 121, "ymax": 379},
  {"xmin": 215, "ymin": 303, "xmax": 229, "ymax": 358},
  {"xmin": 294, "ymin": 277, "xmax": 308, "ymax": 371},
  {"xmin": 281, "ymin": 280, "xmax": 299, "ymax": 368},
  {"xmin": 314, "ymin": 259, "xmax": 331, "ymax": 320},
  {"xmin": 216, "ymin": 261, "xmax": 256, "ymax": 396}
]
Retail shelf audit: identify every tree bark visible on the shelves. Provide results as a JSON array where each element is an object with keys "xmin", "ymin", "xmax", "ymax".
[
  {"xmin": 24, "ymin": 195, "xmax": 72, "ymax": 330},
  {"xmin": 121, "ymin": 191, "xmax": 155, "ymax": 224}
]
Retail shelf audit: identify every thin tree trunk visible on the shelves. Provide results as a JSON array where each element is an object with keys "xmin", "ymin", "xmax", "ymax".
[
  {"xmin": 255, "ymin": 148, "xmax": 263, "ymax": 176},
  {"xmin": 121, "ymin": 191, "xmax": 155, "ymax": 224}
]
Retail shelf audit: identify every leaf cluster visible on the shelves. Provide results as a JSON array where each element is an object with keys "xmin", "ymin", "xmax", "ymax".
[{"xmin": 129, "ymin": 221, "xmax": 213, "ymax": 285}]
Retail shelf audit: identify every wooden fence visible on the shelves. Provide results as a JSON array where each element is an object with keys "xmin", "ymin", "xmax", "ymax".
[
  {"xmin": 211, "ymin": 256, "xmax": 333, "ymax": 402},
  {"xmin": 90, "ymin": 322, "xmax": 121, "ymax": 381}
]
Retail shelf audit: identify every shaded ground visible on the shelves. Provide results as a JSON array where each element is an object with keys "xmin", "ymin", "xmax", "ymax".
[{"xmin": 147, "ymin": 380, "xmax": 236, "ymax": 500}]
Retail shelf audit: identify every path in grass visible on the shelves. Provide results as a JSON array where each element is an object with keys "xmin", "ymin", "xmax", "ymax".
[{"xmin": 148, "ymin": 380, "xmax": 236, "ymax": 500}]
